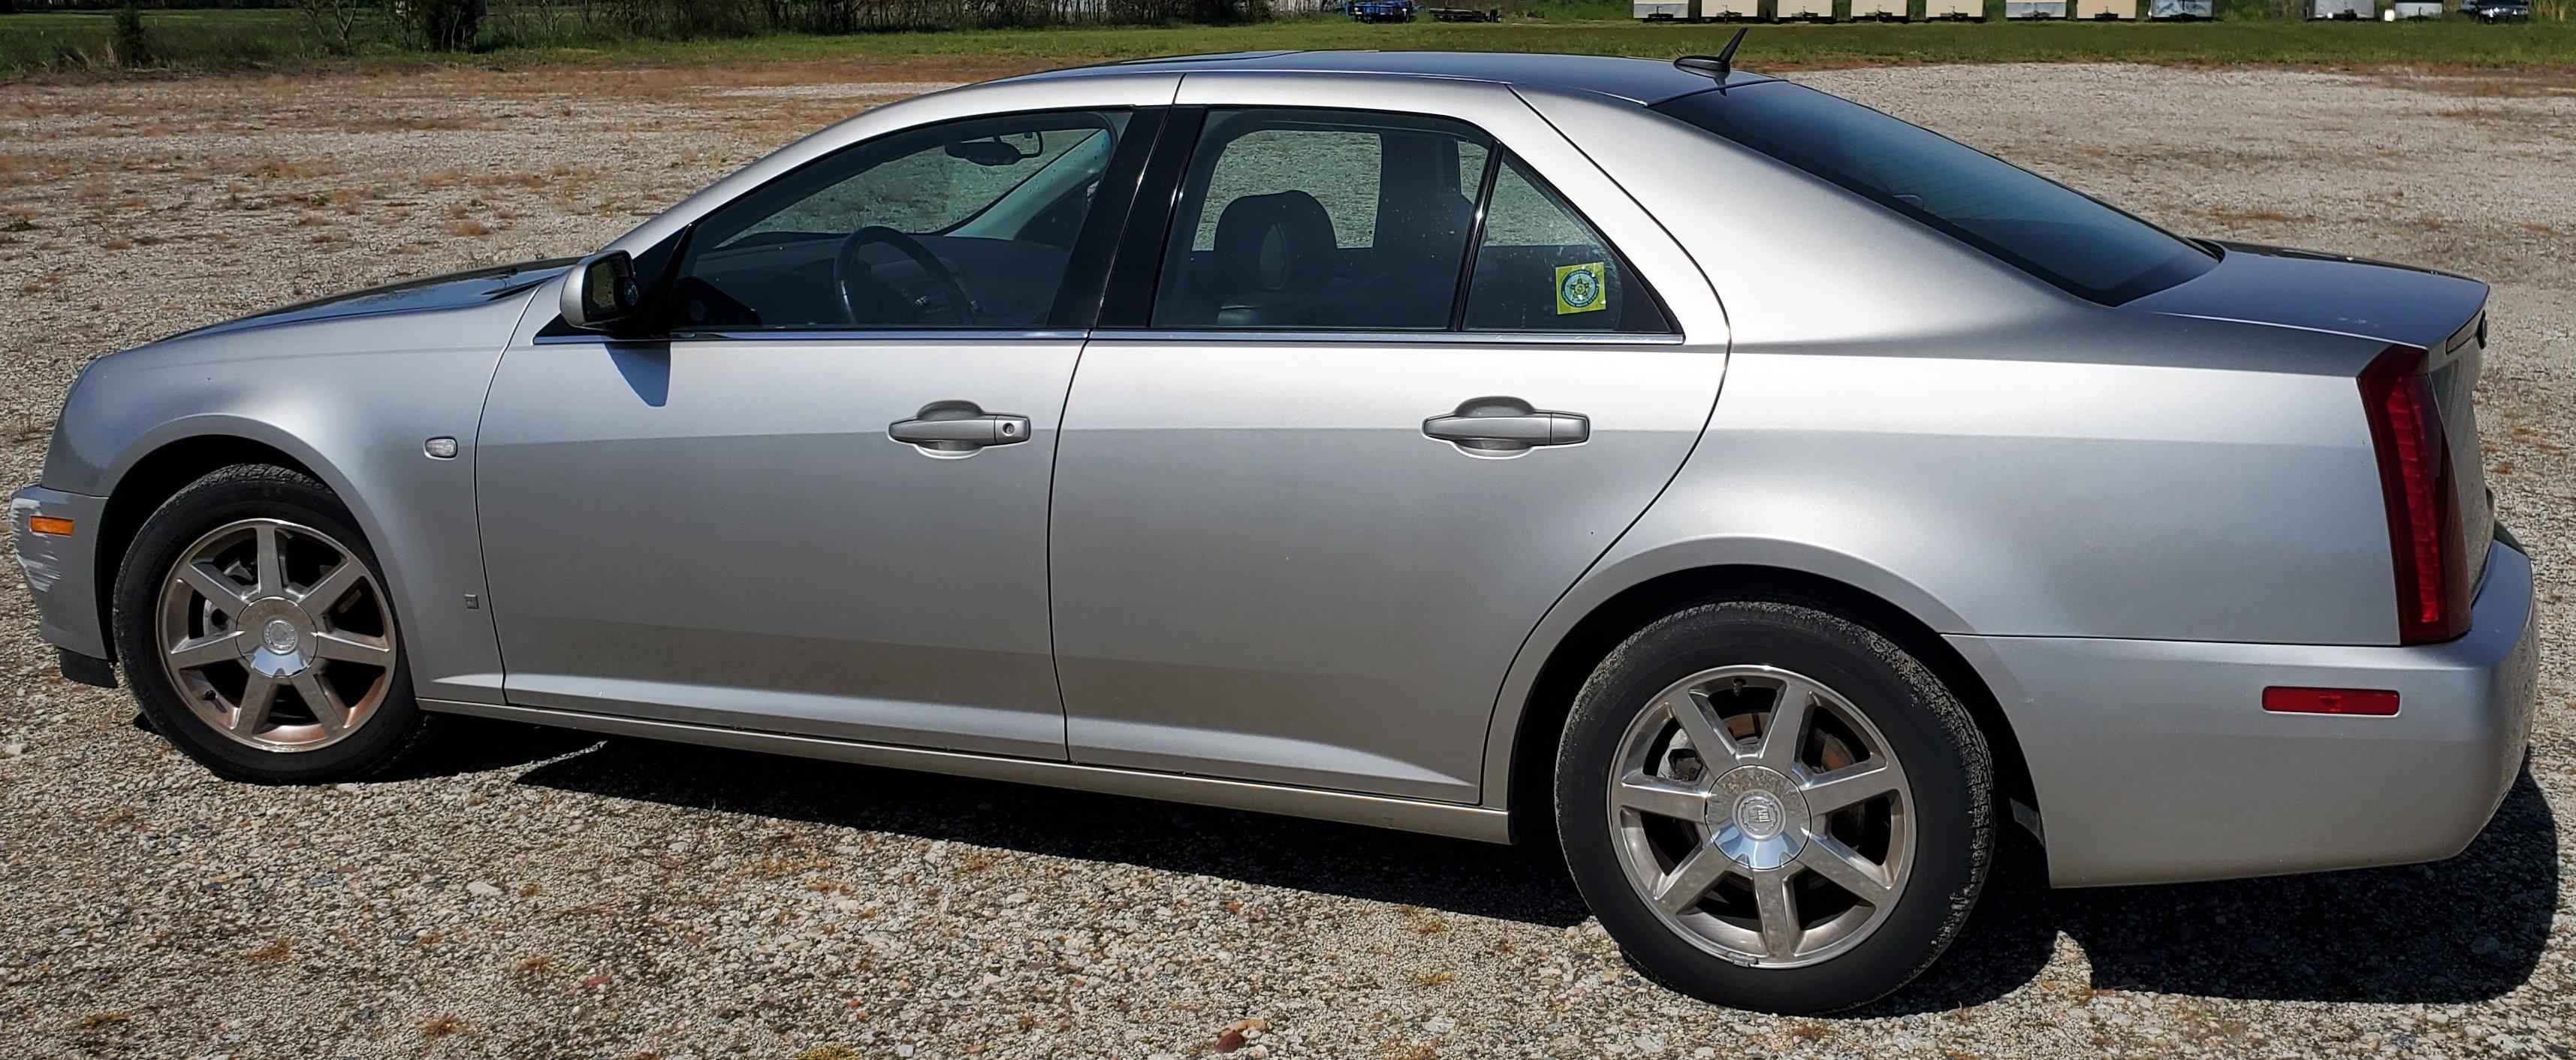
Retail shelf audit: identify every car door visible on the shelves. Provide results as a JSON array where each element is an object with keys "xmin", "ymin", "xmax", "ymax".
[
  {"xmin": 477, "ymin": 108, "xmax": 1151, "ymax": 759},
  {"xmin": 1049, "ymin": 86, "xmax": 1731, "ymax": 803}
]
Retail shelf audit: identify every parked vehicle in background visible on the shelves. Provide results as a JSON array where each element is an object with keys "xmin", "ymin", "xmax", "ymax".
[
  {"xmin": 2148, "ymin": 0, "xmax": 2215, "ymax": 16},
  {"xmin": 1348, "ymin": 0, "xmax": 1419, "ymax": 20},
  {"xmin": 2461, "ymin": 0, "xmax": 2532, "ymax": 20},
  {"xmin": 13, "ymin": 51, "xmax": 2537, "ymax": 1016},
  {"xmin": 2310, "ymin": 0, "xmax": 2374, "ymax": 17}
]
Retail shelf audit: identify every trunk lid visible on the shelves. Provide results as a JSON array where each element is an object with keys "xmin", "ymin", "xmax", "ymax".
[{"xmin": 2125, "ymin": 242, "xmax": 2494, "ymax": 596}]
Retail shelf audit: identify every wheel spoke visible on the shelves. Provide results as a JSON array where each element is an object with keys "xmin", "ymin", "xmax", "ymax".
[
  {"xmin": 252, "ymin": 524, "xmax": 288, "ymax": 599},
  {"xmin": 177, "ymin": 562, "xmax": 251, "ymax": 618},
  {"xmin": 1651, "ymin": 846, "xmax": 1730, "ymax": 914},
  {"xmin": 1751, "ymin": 868, "xmax": 1800, "ymax": 959},
  {"xmin": 313, "ymin": 631, "xmax": 392, "ymax": 669},
  {"xmin": 1796, "ymin": 833, "xmax": 1896, "ymax": 905},
  {"xmin": 291, "ymin": 671, "xmax": 348, "ymax": 734},
  {"xmin": 1667, "ymin": 688, "xmax": 1739, "ymax": 764},
  {"xmin": 1615, "ymin": 772, "xmax": 1709, "ymax": 822},
  {"xmin": 233, "ymin": 673, "xmax": 279, "ymax": 735},
  {"xmin": 297, "ymin": 559, "xmax": 363, "ymax": 612},
  {"xmin": 1751, "ymin": 679, "xmax": 1814, "ymax": 771},
  {"xmin": 167, "ymin": 631, "xmax": 243, "ymax": 671},
  {"xmin": 1798, "ymin": 761, "xmax": 1902, "ymax": 816}
]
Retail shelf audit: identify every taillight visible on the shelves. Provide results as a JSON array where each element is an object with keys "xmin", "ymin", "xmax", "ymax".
[{"xmin": 2357, "ymin": 344, "xmax": 2470, "ymax": 644}]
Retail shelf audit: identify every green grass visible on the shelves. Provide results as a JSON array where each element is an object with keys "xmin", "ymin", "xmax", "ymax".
[
  {"xmin": 0, "ymin": 9, "xmax": 320, "ymax": 73},
  {"xmin": 5, "ymin": 8, "xmax": 2574, "ymax": 78}
]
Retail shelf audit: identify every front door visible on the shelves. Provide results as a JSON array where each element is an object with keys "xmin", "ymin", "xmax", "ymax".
[
  {"xmin": 478, "ymin": 108, "xmax": 1143, "ymax": 758},
  {"xmin": 1049, "ymin": 106, "xmax": 1729, "ymax": 801}
]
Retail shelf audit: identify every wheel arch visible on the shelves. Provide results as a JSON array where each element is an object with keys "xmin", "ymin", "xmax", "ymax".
[
  {"xmin": 1492, "ymin": 556, "xmax": 2037, "ymax": 851},
  {"xmin": 89, "ymin": 428, "xmax": 351, "ymax": 665}
]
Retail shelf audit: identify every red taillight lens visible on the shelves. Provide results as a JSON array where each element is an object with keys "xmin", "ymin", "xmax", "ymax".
[
  {"xmin": 2357, "ymin": 344, "xmax": 2470, "ymax": 644},
  {"xmin": 2262, "ymin": 687, "xmax": 2400, "ymax": 717}
]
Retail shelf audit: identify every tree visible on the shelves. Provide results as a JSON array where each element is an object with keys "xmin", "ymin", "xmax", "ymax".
[
  {"xmin": 293, "ymin": 0, "xmax": 371, "ymax": 55},
  {"xmin": 113, "ymin": 2, "xmax": 150, "ymax": 67}
]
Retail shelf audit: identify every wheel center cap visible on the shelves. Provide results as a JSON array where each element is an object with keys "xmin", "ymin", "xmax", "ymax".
[
  {"xmin": 1705, "ymin": 766, "xmax": 1811, "ymax": 871},
  {"xmin": 1733, "ymin": 791, "xmax": 1787, "ymax": 841},
  {"xmin": 261, "ymin": 618, "xmax": 300, "ymax": 654}
]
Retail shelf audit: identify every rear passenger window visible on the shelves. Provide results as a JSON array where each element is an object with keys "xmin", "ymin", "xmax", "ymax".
[
  {"xmin": 1462, "ymin": 156, "xmax": 1666, "ymax": 334},
  {"xmin": 1153, "ymin": 110, "xmax": 1490, "ymax": 331},
  {"xmin": 1148, "ymin": 108, "xmax": 1667, "ymax": 336}
]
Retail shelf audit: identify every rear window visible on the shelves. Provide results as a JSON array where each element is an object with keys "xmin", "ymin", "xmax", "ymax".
[{"xmin": 1653, "ymin": 83, "xmax": 2216, "ymax": 305}]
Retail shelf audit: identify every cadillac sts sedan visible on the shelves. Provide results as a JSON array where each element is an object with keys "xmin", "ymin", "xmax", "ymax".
[{"xmin": 11, "ymin": 52, "xmax": 2538, "ymax": 1013}]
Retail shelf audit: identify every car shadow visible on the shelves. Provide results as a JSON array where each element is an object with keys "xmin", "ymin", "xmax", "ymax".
[
  {"xmin": 504, "ymin": 736, "xmax": 2556, "ymax": 1011},
  {"xmin": 1861, "ymin": 767, "xmax": 2558, "ymax": 1014},
  {"xmin": 509, "ymin": 735, "xmax": 1596, "ymax": 929}
]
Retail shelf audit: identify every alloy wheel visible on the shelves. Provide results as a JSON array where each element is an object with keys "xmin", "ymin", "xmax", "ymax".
[
  {"xmin": 154, "ymin": 518, "xmax": 397, "ymax": 752},
  {"xmin": 1604, "ymin": 665, "xmax": 1914, "ymax": 968}
]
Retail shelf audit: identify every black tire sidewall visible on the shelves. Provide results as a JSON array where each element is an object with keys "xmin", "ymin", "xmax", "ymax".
[
  {"xmin": 112, "ymin": 467, "xmax": 423, "ymax": 784},
  {"xmin": 1555, "ymin": 600, "xmax": 1992, "ymax": 1014}
]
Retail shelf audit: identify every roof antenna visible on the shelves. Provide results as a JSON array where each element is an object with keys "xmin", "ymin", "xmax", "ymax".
[{"xmin": 1674, "ymin": 28, "xmax": 1750, "ymax": 86}]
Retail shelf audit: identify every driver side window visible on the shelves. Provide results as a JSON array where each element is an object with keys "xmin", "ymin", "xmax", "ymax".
[{"xmin": 671, "ymin": 110, "xmax": 1130, "ymax": 332}]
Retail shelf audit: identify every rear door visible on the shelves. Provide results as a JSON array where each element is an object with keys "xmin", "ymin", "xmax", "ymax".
[{"xmin": 1048, "ymin": 79, "xmax": 1731, "ymax": 802}]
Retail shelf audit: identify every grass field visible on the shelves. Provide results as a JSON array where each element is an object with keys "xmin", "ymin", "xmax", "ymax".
[{"xmin": 4, "ymin": 7, "xmax": 2574, "ymax": 78}]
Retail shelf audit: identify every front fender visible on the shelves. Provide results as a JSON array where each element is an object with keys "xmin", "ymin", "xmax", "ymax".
[{"xmin": 47, "ymin": 296, "xmax": 532, "ymax": 704}]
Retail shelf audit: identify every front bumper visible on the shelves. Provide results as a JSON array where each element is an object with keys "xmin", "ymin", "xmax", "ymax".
[
  {"xmin": 1951, "ymin": 536, "xmax": 2539, "ymax": 888},
  {"xmin": 11, "ymin": 485, "xmax": 111, "ymax": 662}
]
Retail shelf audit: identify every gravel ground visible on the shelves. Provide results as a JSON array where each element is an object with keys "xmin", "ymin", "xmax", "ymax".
[{"xmin": 2, "ymin": 61, "xmax": 2572, "ymax": 1059}]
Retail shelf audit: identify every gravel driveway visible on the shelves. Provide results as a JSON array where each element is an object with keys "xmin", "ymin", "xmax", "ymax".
[{"xmin": 2, "ymin": 60, "xmax": 2571, "ymax": 1059}]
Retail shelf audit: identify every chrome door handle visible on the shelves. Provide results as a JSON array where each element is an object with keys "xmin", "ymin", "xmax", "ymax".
[
  {"xmin": 1423, "ymin": 400, "xmax": 1589, "ymax": 452},
  {"xmin": 888, "ymin": 405, "xmax": 1030, "ymax": 455}
]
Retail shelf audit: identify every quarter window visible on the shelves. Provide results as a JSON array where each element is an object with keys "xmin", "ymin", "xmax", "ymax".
[
  {"xmin": 1462, "ymin": 156, "xmax": 1664, "ymax": 334},
  {"xmin": 669, "ymin": 110, "xmax": 1130, "ymax": 331}
]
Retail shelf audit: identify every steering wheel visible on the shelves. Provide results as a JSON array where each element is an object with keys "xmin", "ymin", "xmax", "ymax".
[{"xmin": 834, "ymin": 225, "xmax": 979, "ymax": 328}]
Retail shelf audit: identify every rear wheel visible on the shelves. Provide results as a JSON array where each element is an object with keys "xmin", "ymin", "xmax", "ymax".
[
  {"xmin": 1555, "ymin": 599, "xmax": 1992, "ymax": 1013},
  {"xmin": 113, "ymin": 465, "xmax": 430, "ymax": 783}
]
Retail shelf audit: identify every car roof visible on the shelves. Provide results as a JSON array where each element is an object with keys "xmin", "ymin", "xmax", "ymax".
[{"xmin": 1000, "ymin": 50, "xmax": 1771, "ymax": 105}]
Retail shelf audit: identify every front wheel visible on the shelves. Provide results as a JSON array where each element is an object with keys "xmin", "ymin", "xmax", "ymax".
[
  {"xmin": 1555, "ymin": 599, "xmax": 1993, "ymax": 1013},
  {"xmin": 113, "ymin": 464, "xmax": 431, "ymax": 784}
]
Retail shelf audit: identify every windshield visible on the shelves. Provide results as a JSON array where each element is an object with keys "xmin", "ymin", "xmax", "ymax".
[{"xmin": 1653, "ymin": 82, "xmax": 2216, "ymax": 305}]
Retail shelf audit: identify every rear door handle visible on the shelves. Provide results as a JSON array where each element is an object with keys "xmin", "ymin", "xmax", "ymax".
[
  {"xmin": 1422, "ymin": 401, "xmax": 1589, "ymax": 453},
  {"xmin": 889, "ymin": 405, "xmax": 1030, "ymax": 455}
]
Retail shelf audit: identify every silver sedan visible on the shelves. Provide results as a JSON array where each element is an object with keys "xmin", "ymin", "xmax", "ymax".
[{"xmin": 9, "ymin": 51, "xmax": 2538, "ymax": 1013}]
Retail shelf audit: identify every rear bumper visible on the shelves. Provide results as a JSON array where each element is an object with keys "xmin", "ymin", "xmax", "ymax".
[
  {"xmin": 11, "ymin": 485, "xmax": 110, "ymax": 662},
  {"xmin": 1950, "ymin": 536, "xmax": 2538, "ymax": 888}
]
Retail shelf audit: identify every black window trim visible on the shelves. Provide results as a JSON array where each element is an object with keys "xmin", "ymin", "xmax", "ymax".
[{"xmin": 1098, "ymin": 103, "xmax": 1677, "ymax": 339}]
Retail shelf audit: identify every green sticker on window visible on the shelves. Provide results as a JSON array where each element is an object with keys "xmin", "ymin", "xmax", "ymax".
[{"xmin": 1555, "ymin": 261, "xmax": 1606, "ymax": 315}]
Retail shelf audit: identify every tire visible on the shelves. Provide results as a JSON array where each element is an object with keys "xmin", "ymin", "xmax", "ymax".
[
  {"xmin": 113, "ymin": 464, "xmax": 431, "ymax": 784},
  {"xmin": 1554, "ymin": 598, "xmax": 1992, "ymax": 1013}
]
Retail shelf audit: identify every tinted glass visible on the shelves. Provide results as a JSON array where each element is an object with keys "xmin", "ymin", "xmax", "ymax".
[
  {"xmin": 1654, "ymin": 83, "xmax": 2215, "ymax": 304},
  {"xmin": 1152, "ymin": 109, "xmax": 1489, "ymax": 331},
  {"xmin": 1463, "ymin": 156, "xmax": 1668, "ymax": 334},
  {"xmin": 671, "ymin": 110, "xmax": 1128, "ymax": 331}
]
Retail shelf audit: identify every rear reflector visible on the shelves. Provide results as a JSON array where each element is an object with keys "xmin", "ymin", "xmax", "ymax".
[
  {"xmin": 26, "ymin": 516, "xmax": 73, "ymax": 536},
  {"xmin": 2357, "ymin": 344, "xmax": 2470, "ymax": 645},
  {"xmin": 2262, "ymin": 687, "xmax": 2400, "ymax": 717}
]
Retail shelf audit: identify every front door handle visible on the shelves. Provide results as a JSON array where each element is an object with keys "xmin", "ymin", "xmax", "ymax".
[
  {"xmin": 1423, "ymin": 398, "xmax": 1589, "ymax": 454},
  {"xmin": 889, "ymin": 403, "xmax": 1030, "ymax": 455}
]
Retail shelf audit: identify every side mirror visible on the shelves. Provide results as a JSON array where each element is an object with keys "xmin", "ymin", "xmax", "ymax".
[{"xmin": 559, "ymin": 249, "xmax": 642, "ymax": 331}]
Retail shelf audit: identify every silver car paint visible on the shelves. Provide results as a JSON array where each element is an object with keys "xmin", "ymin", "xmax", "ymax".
[
  {"xmin": 12, "ymin": 53, "xmax": 2538, "ymax": 890},
  {"xmin": 1048, "ymin": 71, "xmax": 1730, "ymax": 803},
  {"xmin": 474, "ymin": 329, "xmax": 1081, "ymax": 759},
  {"xmin": 31, "ymin": 292, "xmax": 538, "ymax": 704}
]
